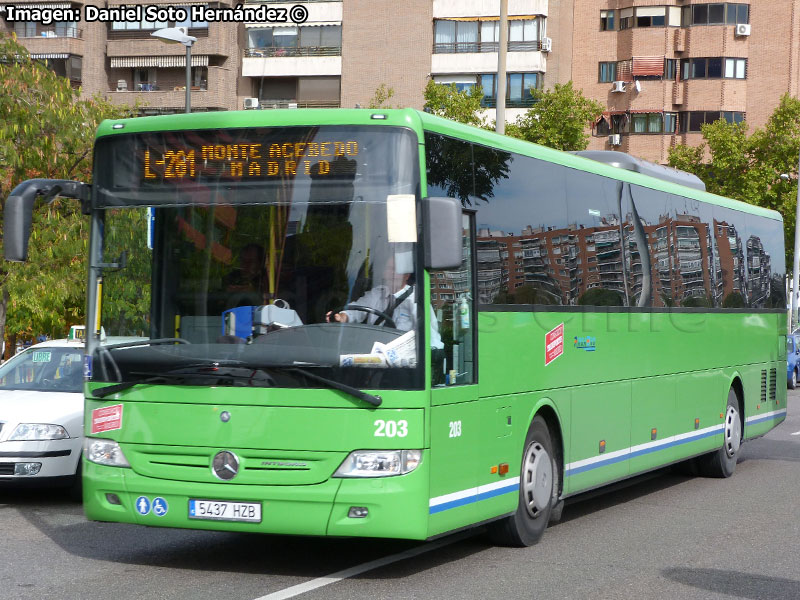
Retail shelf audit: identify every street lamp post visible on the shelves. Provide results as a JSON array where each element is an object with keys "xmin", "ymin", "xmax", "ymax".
[{"xmin": 151, "ymin": 27, "xmax": 197, "ymax": 114}]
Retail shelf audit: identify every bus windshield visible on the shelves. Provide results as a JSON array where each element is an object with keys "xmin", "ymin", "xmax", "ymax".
[{"xmin": 91, "ymin": 125, "xmax": 424, "ymax": 391}]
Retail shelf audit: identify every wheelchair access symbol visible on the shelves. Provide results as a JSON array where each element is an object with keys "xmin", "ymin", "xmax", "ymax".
[
  {"xmin": 152, "ymin": 497, "xmax": 169, "ymax": 517},
  {"xmin": 135, "ymin": 496, "xmax": 151, "ymax": 515}
]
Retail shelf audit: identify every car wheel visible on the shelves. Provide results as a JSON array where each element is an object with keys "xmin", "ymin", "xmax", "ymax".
[
  {"xmin": 790, "ymin": 369, "xmax": 797, "ymax": 390},
  {"xmin": 696, "ymin": 388, "xmax": 741, "ymax": 478},
  {"xmin": 487, "ymin": 416, "xmax": 558, "ymax": 546}
]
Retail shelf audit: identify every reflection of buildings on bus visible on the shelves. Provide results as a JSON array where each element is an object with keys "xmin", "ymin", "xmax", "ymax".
[
  {"xmin": 713, "ymin": 220, "xmax": 746, "ymax": 305},
  {"xmin": 470, "ymin": 213, "xmax": 769, "ymax": 309},
  {"xmin": 746, "ymin": 236, "xmax": 771, "ymax": 307}
]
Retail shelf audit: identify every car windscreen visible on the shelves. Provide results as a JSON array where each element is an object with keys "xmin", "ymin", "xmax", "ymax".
[{"xmin": 0, "ymin": 347, "xmax": 84, "ymax": 393}]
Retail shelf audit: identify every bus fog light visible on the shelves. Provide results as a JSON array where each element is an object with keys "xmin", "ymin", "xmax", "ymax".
[
  {"xmin": 84, "ymin": 438, "xmax": 130, "ymax": 468},
  {"xmin": 333, "ymin": 450, "xmax": 422, "ymax": 478},
  {"xmin": 348, "ymin": 506, "xmax": 369, "ymax": 518},
  {"xmin": 14, "ymin": 462, "xmax": 41, "ymax": 476},
  {"xmin": 105, "ymin": 493, "xmax": 122, "ymax": 505}
]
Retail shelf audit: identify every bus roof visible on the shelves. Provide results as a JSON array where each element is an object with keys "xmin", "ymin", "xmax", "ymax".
[{"xmin": 95, "ymin": 108, "xmax": 781, "ymax": 223}]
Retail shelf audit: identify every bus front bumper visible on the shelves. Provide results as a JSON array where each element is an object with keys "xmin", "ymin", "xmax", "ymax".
[{"xmin": 82, "ymin": 457, "xmax": 430, "ymax": 540}]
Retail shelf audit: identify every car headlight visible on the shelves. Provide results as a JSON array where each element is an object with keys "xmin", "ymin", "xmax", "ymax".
[
  {"xmin": 333, "ymin": 449, "xmax": 421, "ymax": 478},
  {"xmin": 8, "ymin": 423, "xmax": 69, "ymax": 441},
  {"xmin": 84, "ymin": 438, "xmax": 130, "ymax": 468}
]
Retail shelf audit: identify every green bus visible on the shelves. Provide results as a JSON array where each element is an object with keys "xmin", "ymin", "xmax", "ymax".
[{"xmin": 4, "ymin": 108, "xmax": 787, "ymax": 546}]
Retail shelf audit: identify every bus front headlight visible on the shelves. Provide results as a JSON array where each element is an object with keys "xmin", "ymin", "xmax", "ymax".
[
  {"xmin": 333, "ymin": 450, "xmax": 421, "ymax": 478},
  {"xmin": 84, "ymin": 438, "xmax": 130, "ymax": 468}
]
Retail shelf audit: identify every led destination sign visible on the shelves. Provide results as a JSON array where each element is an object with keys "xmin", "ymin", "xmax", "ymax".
[{"xmin": 142, "ymin": 139, "xmax": 359, "ymax": 182}]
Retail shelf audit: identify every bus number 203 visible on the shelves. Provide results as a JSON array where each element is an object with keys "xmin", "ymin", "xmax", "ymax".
[{"xmin": 374, "ymin": 420, "xmax": 408, "ymax": 438}]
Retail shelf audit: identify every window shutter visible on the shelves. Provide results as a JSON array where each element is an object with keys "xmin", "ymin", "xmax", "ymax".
[{"xmin": 632, "ymin": 56, "xmax": 665, "ymax": 77}]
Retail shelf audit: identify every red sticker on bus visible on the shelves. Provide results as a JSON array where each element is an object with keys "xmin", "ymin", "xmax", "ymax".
[
  {"xmin": 545, "ymin": 323, "xmax": 564, "ymax": 366},
  {"xmin": 91, "ymin": 404, "xmax": 123, "ymax": 434}
]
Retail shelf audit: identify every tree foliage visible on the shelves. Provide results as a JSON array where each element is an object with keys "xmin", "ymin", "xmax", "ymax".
[
  {"xmin": 422, "ymin": 80, "xmax": 486, "ymax": 127},
  {"xmin": 366, "ymin": 84, "xmax": 396, "ymax": 109},
  {"xmin": 668, "ymin": 93, "xmax": 800, "ymax": 267},
  {"xmin": 0, "ymin": 34, "xmax": 134, "ymax": 349},
  {"xmin": 505, "ymin": 82, "xmax": 604, "ymax": 151}
]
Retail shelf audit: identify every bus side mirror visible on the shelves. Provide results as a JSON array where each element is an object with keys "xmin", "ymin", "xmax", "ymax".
[
  {"xmin": 4, "ymin": 179, "xmax": 90, "ymax": 262},
  {"xmin": 422, "ymin": 197, "xmax": 462, "ymax": 270}
]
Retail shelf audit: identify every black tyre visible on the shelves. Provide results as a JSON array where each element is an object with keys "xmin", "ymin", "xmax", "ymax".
[
  {"xmin": 790, "ymin": 369, "xmax": 797, "ymax": 390},
  {"xmin": 488, "ymin": 416, "xmax": 559, "ymax": 546},
  {"xmin": 67, "ymin": 455, "xmax": 83, "ymax": 502},
  {"xmin": 696, "ymin": 388, "xmax": 741, "ymax": 478}
]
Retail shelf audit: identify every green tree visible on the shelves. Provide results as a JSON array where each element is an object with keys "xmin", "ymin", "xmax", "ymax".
[
  {"xmin": 505, "ymin": 81, "xmax": 604, "ymax": 151},
  {"xmin": 423, "ymin": 80, "xmax": 486, "ymax": 127},
  {"xmin": 668, "ymin": 93, "xmax": 800, "ymax": 267},
  {"xmin": 367, "ymin": 84, "xmax": 395, "ymax": 109},
  {"xmin": 0, "ymin": 34, "xmax": 134, "ymax": 353}
]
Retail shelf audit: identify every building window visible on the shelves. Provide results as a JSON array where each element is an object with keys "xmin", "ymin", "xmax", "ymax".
[
  {"xmin": 247, "ymin": 25, "xmax": 342, "ymax": 56},
  {"xmin": 682, "ymin": 3, "xmax": 749, "ymax": 26},
  {"xmin": 434, "ymin": 18, "xmax": 543, "ymax": 53},
  {"xmin": 665, "ymin": 59, "xmax": 677, "ymax": 80},
  {"xmin": 433, "ymin": 76, "xmax": 477, "ymax": 93},
  {"xmin": 508, "ymin": 19, "xmax": 540, "ymax": 51},
  {"xmin": 631, "ymin": 113, "xmax": 663, "ymax": 134},
  {"xmin": 636, "ymin": 7, "xmax": 666, "ymax": 27},
  {"xmin": 619, "ymin": 8, "xmax": 633, "ymax": 29},
  {"xmin": 478, "ymin": 72, "xmax": 541, "ymax": 107},
  {"xmin": 725, "ymin": 58, "xmax": 747, "ymax": 78},
  {"xmin": 681, "ymin": 57, "xmax": 747, "ymax": 79},
  {"xmin": 434, "ymin": 19, "xmax": 478, "ymax": 53},
  {"xmin": 664, "ymin": 112, "xmax": 678, "ymax": 133},
  {"xmin": 678, "ymin": 111, "xmax": 745, "ymax": 133},
  {"xmin": 599, "ymin": 61, "xmax": 617, "ymax": 82},
  {"xmin": 14, "ymin": 21, "xmax": 79, "ymax": 38},
  {"xmin": 600, "ymin": 10, "xmax": 615, "ymax": 31}
]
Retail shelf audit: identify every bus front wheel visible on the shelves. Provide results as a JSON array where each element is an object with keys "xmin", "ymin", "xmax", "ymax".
[
  {"xmin": 488, "ymin": 416, "xmax": 558, "ymax": 546},
  {"xmin": 697, "ymin": 388, "xmax": 741, "ymax": 478}
]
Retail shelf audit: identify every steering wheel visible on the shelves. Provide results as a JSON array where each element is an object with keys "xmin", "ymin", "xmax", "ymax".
[{"xmin": 341, "ymin": 304, "xmax": 396, "ymax": 329}]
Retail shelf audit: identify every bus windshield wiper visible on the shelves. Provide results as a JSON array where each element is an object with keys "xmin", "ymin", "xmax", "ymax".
[
  {"xmin": 90, "ymin": 366, "xmax": 274, "ymax": 399},
  {"xmin": 287, "ymin": 367, "xmax": 382, "ymax": 407}
]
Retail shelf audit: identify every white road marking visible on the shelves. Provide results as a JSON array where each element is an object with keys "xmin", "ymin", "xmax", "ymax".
[
  {"xmin": 252, "ymin": 531, "xmax": 474, "ymax": 600},
  {"xmin": 791, "ymin": 430, "xmax": 800, "ymax": 436}
]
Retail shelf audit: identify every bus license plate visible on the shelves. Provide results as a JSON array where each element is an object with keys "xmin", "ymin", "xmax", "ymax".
[{"xmin": 188, "ymin": 499, "xmax": 262, "ymax": 522}]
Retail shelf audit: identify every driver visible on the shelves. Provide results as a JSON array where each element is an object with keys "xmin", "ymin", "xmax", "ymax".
[{"xmin": 326, "ymin": 251, "xmax": 443, "ymax": 349}]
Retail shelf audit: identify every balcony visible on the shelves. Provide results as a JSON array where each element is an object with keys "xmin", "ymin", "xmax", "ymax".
[
  {"xmin": 245, "ymin": 46, "xmax": 341, "ymax": 58},
  {"xmin": 243, "ymin": 50, "xmax": 341, "ymax": 77},
  {"xmin": 257, "ymin": 99, "xmax": 340, "ymax": 109},
  {"xmin": 13, "ymin": 28, "xmax": 84, "ymax": 59},
  {"xmin": 433, "ymin": 40, "xmax": 544, "ymax": 54},
  {"xmin": 106, "ymin": 65, "xmax": 234, "ymax": 111}
]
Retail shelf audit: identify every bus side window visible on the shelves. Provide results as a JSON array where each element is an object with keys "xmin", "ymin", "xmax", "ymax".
[{"xmin": 431, "ymin": 212, "xmax": 476, "ymax": 386}]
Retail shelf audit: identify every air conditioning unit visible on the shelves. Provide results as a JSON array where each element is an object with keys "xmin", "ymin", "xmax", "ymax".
[
  {"xmin": 608, "ymin": 134, "xmax": 621, "ymax": 146},
  {"xmin": 541, "ymin": 37, "xmax": 552, "ymax": 53},
  {"xmin": 735, "ymin": 23, "xmax": 751, "ymax": 36},
  {"xmin": 243, "ymin": 97, "xmax": 260, "ymax": 110},
  {"xmin": 611, "ymin": 81, "xmax": 627, "ymax": 93}
]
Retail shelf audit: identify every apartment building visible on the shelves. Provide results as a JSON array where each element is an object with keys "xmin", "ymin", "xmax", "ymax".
[
  {"xmin": 3, "ymin": 1, "xmax": 800, "ymax": 166},
  {"xmin": 1, "ymin": 0, "xmax": 242, "ymax": 113},
  {"xmin": 554, "ymin": 1, "xmax": 800, "ymax": 163}
]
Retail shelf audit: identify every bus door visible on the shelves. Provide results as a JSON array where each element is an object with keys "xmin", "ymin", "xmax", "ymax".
[{"xmin": 428, "ymin": 211, "xmax": 481, "ymax": 536}]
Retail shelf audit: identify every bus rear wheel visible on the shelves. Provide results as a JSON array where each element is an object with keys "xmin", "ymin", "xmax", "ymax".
[
  {"xmin": 697, "ymin": 388, "xmax": 741, "ymax": 478},
  {"xmin": 488, "ymin": 416, "xmax": 558, "ymax": 547}
]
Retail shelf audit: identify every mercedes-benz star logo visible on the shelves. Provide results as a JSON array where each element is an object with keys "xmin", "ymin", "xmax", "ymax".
[{"xmin": 212, "ymin": 450, "xmax": 240, "ymax": 481}]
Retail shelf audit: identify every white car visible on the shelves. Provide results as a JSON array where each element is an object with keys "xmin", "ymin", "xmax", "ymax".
[{"xmin": 0, "ymin": 337, "xmax": 86, "ymax": 492}]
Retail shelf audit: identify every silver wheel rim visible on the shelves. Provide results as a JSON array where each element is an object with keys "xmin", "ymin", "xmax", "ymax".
[
  {"xmin": 724, "ymin": 405, "xmax": 741, "ymax": 458},
  {"xmin": 793, "ymin": 371, "xmax": 797, "ymax": 388},
  {"xmin": 522, "ymin": 441, "xmax": 553, "ymax": 519}
]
